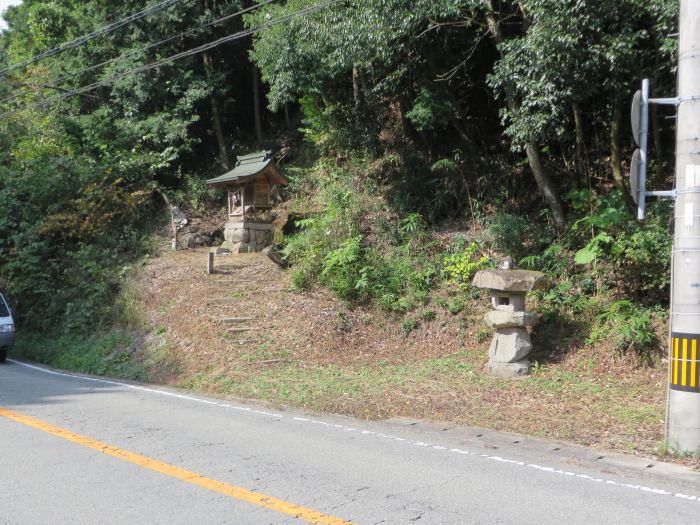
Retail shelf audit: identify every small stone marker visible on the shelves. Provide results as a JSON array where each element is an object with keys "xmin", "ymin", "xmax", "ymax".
[
  {"xmin": 472, "ymin": 267, "xmax": 548, "ymax": 378},
  {"xmin": 207, "ymin": 252, "xmax": 215, "ymax": 275}
]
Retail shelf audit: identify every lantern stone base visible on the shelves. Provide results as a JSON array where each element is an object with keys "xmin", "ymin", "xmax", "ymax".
[{"xmin": 488, "ymin": 360, "xmax": 531, "ymax": 378}]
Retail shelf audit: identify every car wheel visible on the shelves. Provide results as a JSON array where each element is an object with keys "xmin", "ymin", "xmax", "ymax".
[{"xmin": 0, "ymin": 348, "xmax": 7, "ymax": 363}]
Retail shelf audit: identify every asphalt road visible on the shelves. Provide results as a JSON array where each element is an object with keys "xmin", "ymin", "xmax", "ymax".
[{"xmin": 1, "ymin": 359, "xmax": 700, "ymax": 524}]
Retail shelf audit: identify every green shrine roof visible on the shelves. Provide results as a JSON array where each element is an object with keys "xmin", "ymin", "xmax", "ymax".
[{"xmin": 207, "ymin": 151, "xmax": 286, "ymax": 187}]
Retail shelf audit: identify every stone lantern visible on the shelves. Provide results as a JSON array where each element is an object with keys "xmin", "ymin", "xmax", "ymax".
[{"xmin": 472, "ymin": 269, "xmax": 548, "ymax": 378}]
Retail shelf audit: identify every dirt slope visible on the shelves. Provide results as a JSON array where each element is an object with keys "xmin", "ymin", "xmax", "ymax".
[{"xmin": 130, "ymin": 246, "xmax": 677, "ymax": 463}]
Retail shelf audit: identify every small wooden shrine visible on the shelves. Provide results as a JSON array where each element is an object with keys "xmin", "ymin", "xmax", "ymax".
[{"xmin": 207, "ymin": 151, "xmax": 287, "ymax": 253}]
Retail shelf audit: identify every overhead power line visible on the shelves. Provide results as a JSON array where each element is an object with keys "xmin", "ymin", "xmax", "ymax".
[
  {"xmin": 0, "ymin": 0, "xmax": 279, "ymax": 107},
  {"xmin": 0, "ymin": 0, "xmax": 186, "ymax": 79},
  {"xmin": 0, "ymin": 0, "xmax": 342, "ymax": 120}
]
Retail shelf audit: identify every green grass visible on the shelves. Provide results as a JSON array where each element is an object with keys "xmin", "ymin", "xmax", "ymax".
[{"xmin": 13, "ymin": 329, "xmax": 148, "ymax": 381}]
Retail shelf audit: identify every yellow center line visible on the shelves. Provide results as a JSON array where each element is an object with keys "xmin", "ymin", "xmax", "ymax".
[{"xmin": 0, "ymin": 407, "xmax": 356, "ymax": 525}]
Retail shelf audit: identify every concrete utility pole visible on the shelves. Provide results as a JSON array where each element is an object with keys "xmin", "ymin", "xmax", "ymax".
[{"xmin": 668, "ymin": 0, "xmax": 700, "ymax": 453}]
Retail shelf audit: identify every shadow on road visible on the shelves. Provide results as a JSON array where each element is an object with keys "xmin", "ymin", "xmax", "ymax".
[{"xmin": 0, "ymin": 360, "xmax": 125, "ymax": 409}]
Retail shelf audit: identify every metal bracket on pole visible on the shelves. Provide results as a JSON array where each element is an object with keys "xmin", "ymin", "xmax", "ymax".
[
  {"xmin": 630, "ymin": 79, "xmax": 678, "ymax": 221},
  {"xmin": 650, "ymin": 97, "xmax": 680, "ymax": 105},
  {"xmin": 647, "ymin": 190, "xmax": 676, "ymax": 198},
  {"xmin": 650, "ymin": 95, "xmax": 700, "ymax": 105}
]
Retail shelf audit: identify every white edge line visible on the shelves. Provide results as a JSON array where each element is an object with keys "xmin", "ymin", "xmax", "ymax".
[
  {"xmin": 8, "ymin": 359, "xmax": 700, "ymax": 504},
  {"xmin": 7, "ymin": 359, "xmax": 284, "ymax": 418}
]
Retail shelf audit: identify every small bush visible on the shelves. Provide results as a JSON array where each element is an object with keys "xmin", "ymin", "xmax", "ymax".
[
  {"xmin": 610, "ymin": 215, "xmax": 671, "ymax": 302},
  {"xmin": 442, "ymin": 242, "xmax": 489, "ymax": 286},
  {"xmin": 113, "ymin": 283, "xmax": 147, "ymax": 331},
  {"xmin": 587, "ymin": 300, "xmax": 660, "ymax": 362},
  {"xmin": 320, "ymin": 236, "xmax": 368, "ymax": 302},
  {"xmin": 401, "ymin": 318, "xmax": 418, "ymax": 336},
  {"xmin": 475, "ymin": 327, "xmax": 491, "ymax": 343},
  {"xmin": 448, "ymin": 297, "xmax": 466, "ymax": 315},
  {"xmin": 482, "ymin": 213, "xmax": 530, "ymax": 258},
  {"xmin": 291, "ymin": 269, "xmax": 312, "ymax": 291},
  {"xmin": 420, "ymin": 309, "xmax": 436, "ymax": 321}
]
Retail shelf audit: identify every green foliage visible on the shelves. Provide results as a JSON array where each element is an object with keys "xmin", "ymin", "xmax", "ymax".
[
  {"xmin": 610, "ymin": 212, "xmax": 672, "ymax": 301},
  {"xmin": 489, "ymin": 0, "xmax": 676, "ymax": 149},
  {"xmin": 14, "ymin": 330, "xmax": 147, "ymax": 380},
  {"xmin": 0, "ymin": 1, "xmax": 257, "ymax": 332},
  {"xmin": 520, "ymin": 244, "xmax": 568, "ymax": 274},
  {"xmin": 320, "ymin": 236, "xmax": 368, "ymax": 302},
  {"xmin": 447, "ymin": 296, "xmax": 466, "ymax": 315},
  {"xmin": 475, "ymin": 327, "xmax": 491, "ymax": 344},
  {"xmin": 574, "ymin": 233, "xmax": 613, "ymax": 265},
  {"xmin": 588, "ymin": 300, "xmax": 660, "ymax": 362},
  {"xmin": 406, "ymin": 87, "xmax": 456, "ymax": 132},
  {"xmin": 442, "ymin": 242, "xmax": 489, "ymax": 285},
  {"xmin": 0, "ymin": 146, "xmax": 152, "ymax": 330},
  {"xmin": 282, "ymin": 161, "xmax": 437, "ymax": 311},
  {"xmin": 482, "ymin": 213, "xmax": 532, "ymax": 259},
  {"xmin": 420, "ymin": 309, "xmax": 436, "ymax": 322},
  {"xmin": 567, "ymin": 190, "xmax": 672, "ymax": 301},
  {"xmin": 538, "ymin": 278, "xmax": 596, "ymax": 316},
  {"xmin": 174, "ymin": 171, "xmax": 219, "ymax": 213},
  {"xmin": 401, "ymin": 318, "xmax": 418, "ymax": 337},
  {"xmin": 399, "ymin": 213, "xmax": 426, "ymax": 236}
]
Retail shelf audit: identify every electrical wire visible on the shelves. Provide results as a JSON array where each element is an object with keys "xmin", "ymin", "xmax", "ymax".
[
  {"xmin": 0, "ymin": 0, "xmax": 279, "ymax": 107},
  {"xmin": 0, "ymin": 0, "xmax": 186, "ymax": 79},
  {"xmin": 0, "ymin": 0, "xmax": 342, "ymax": 120}
]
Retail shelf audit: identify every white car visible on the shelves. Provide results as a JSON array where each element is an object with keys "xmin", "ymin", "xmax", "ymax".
[{"xmin": 0, "ymin": 293, "xmax": 14, "ymax": 363}]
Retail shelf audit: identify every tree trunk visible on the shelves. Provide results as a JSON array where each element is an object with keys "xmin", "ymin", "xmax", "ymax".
[
  {"xmin": 252, "ymin": 64, "xmax": 263, "ymax": 144},
  {"xmin": 517, "ymin": 0, "xmax": 530, "ymax": 31},
  {"xmin": 450, "ymin": 118, "xmax": 471, "ymax": 147},
  {"xmin": 155, "ymin": 188, "xmax": 178, "ymax": 250},
  {"xmin": 483, "ymin": 0, "xmax": 567, "ymax": 230},
  {"xmin": 525, "ymin": 144, "xmax": 568, "ymax": 231},
  {"xmin": 572, "ymin": 103, "xmax": 588, "ymax": 186},
  {"xmin": 202, "ymin": 52, "xmax": 230, "ymax": 170},
  {"xmin": 284, "ymin": 103, "xmax": 292, "ymax": 129},
  {"xmin": 352, "ymin": 64, "xmax": 361, "ymax": 107},
  {"xmin": 610, "ymin": 100, "xmax": 636, "ymax": 212}
]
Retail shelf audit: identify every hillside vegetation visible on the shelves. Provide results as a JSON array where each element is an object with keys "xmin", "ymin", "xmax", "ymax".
[{"xmin": 0, "ymin": 1, "xmax": 681, "ymax": 457}]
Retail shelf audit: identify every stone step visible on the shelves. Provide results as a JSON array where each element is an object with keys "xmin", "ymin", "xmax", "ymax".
[
  {"xmin": 225, "ymin": 327, "xmax": 254, "ymax": 333},
  {"xmin": 209, "ymin": 278, "xmax": 248, "ymax": 281},
  {"xmin": 221, "ymin": 317, "xmax": 256, "ymax": 322}
]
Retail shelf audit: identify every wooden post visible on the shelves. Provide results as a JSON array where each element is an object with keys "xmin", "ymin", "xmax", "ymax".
[{"xmin": 207, "ymin": 252, "xmax": 215, "ymax": 275}]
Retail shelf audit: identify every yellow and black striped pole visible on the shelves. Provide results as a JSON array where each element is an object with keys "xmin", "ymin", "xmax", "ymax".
[{"xmin": 670, "ymin": 334, "xmax": 700, "ymax": 393}]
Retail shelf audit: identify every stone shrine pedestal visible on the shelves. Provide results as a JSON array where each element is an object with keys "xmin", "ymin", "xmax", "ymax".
[{"xmin": 472, "ymin": 269, "xmax": 548, "ymax": 378}]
